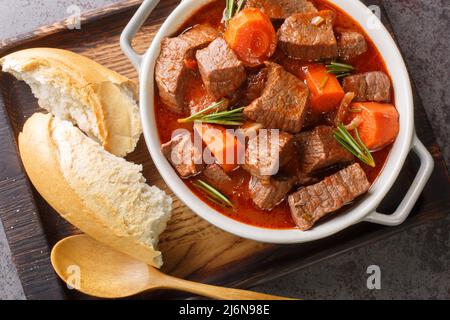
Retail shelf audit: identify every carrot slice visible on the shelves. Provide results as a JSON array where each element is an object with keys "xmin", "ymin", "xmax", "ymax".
[
  {"xmin": 224, "ymin": 8, "xmax": 277, "ymax": 66},
  {"xmin": 348, "ymin": 102, "xmax": 399, "ymax": 150},
  {"xmin": 304, "ymin": 64, "xmax": 345, "ymax": 113},
  {"xmin": 194, "ymin": 123, "xmax": 241, "ymax": 172}
]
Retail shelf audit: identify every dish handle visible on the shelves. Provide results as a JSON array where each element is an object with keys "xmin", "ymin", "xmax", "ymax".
[
  {"xmin": 364, "ymin": 135, "xmax": 434, "ymax": 226},
  {"xmin": 120, "ymin": 0, "xmax": 160, "ymax": 71}
]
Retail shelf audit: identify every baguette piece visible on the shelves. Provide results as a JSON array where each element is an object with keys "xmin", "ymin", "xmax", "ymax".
[
  {"xmin": 1, "ymin": 48, "xmax": 141, "ymax": 157},
  {"xmin": 18, "ymin": 113, "xmax": 172, "ymax": 268}
]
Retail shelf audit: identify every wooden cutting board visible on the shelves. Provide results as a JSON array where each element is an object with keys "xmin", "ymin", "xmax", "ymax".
[{"xmin": 0, "ymin": 0, "xmax": 449, "ymax": 299}]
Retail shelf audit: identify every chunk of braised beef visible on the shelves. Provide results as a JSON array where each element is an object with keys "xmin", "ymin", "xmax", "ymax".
[
  {"xmin": 244, "ymin": 62, "xmax": 309, "ymax": 133},
  {"xmin": 296, "ymin": 126, "xmax": 354, "ymax": 174},
  {"xmin": 243, "ymin": 68, "xmax": 269, "ymax": 105},
  {"xmin": 278, "ymin": 149, "xmax": 319, "ymax": 187},
  {"xmin": 161, "ymin": 131, "xmax": 203, "ymax": 178},
  {"xmin": 203, "ymin": 163, "xmax": 233, "ymax": 194},
  {"xmin": 249, "ymin": 175, "xmax": 296, "ymax": 210},
  {"xmin": 228, "ymin": 67, "xmax": 268, "ymax": 107},
  {"xmin": 245, "ymin": 0, "xmax": 317, "ymax": 20},
  {"xmin": 288, "ymin": 163, "xmax": 370, "ymax": 230},
  {"xmin": 244, "ymin": 0, "xmax": 318, "ymax": 20},
  {"xmin": 243, "ymin": 129, "xmax": 296, "ymax": 180},
  {"xmin": 342, "ymin": 71, "xmax": 391, "ymax": 102},
  {"xmin": 278, "ymin": 10, "xmax": 338, "ymax": 61},
  {"xmin": 337, "ymin": 31, "xmax": 368, "ymax": 61},
  {"xmin": 196, "ymin": 38, "xmax": 247, "ymax": 100},
  {"xmin": 155, "ymin": 25, "xmax": 219, "ymax": 114}
]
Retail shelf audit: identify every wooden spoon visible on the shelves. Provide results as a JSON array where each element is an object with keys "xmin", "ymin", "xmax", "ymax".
[{"xmin": 51, "ymin": 234, "xmax": 296, "ymax": 300}]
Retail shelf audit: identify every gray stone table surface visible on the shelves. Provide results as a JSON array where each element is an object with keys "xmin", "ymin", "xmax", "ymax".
[{"xmin": 0, "ymin": 0, "xmax": 448, "ymax": 300}]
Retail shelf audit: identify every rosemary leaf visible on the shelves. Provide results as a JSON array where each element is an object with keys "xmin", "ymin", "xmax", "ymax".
[
  {"xmin": 192, "ymin": 179, "xmax": 234, "ymax": 208},
  {"xmin": 335, "ymin": 72, "xmax": 352, "ymax": 79},
  {"xmin": 236, "ymin": 0, "xmax": 245, "ymax": 14},
  {"xmin": 202, "ymin": 107, "xmax": 245, "ymax": 120},
  {"xmin": 354, "ymin": 127, "xmax": 376, "ymax": 167},
  {"xmin": 333, "ymin": 124, "xmax": 376, "ymax": 168},
  {"xmin": 178, "ymin": 99, "xmax": 227, "ymax": 123},
  {"xmin": 326, "ymin": 61, "xmax": 355, "ymax": 78},
  {"xmin": 337, "ymin": 126, "xmax": 363, "ymax": 156},
  {"xmin": 178, "ymin": 100, "xmax": 244, "ymax": 126},
  {"xmin": 195, "ymin": 119, "xmax": 244, "ymax": 126},
  {"xmin": 226, "ymin": 0, "xmax": 235, "ymax": 21},
  {"xmin": 225, "ymin": 0, "xmax": 245, "ymax": 22},
  {"xmin": 327, "ymin": 61, "xmax": 355, "ymax": 70}
]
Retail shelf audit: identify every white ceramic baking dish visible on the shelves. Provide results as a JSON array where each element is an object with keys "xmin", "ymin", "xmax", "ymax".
[{"xmin": 121, "ymin": 0, "xmax": 434, "ymax": 244}]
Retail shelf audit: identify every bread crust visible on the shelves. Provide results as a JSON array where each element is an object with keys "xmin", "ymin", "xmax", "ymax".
[
  {"xmin": 1, "ymin": 48, "xmax": 141, "ymax": 157},
  {"xmin": 18, "ymin": 113, "xmax": 164, "ymax": 268}
]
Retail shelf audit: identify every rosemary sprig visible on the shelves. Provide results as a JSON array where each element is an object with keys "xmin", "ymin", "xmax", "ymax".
[
  {"xmin": 192, "ymin": 179, "xmax": 234, "ymax": 208},
  {"xmin": 178, "ymin": 99, "xmax": 244, "ymax": 126},
  {"xmin": 326, "ymin": 61, "xmax": 355, "ymax": 78},
  {"xmin": 225, "ymin": 0, "xmax": 245, "ymax": 22},
  {"xmin": 225, "ymin": 0, "xmax": 235, "ymax": 21},
  {"xmin": 335, "ymin": 72, "xmax": 352, "ymax": 79},
  {"xmin": 333, "ymin": 124, "xmax": 376, "ymax": 168},
  {"xmin": 178, "ymin": 99, "xmax": 227, "ymax": 122}
]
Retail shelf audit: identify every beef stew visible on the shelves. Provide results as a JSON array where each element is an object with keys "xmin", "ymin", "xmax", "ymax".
[{"xmin": 155, "ymin": 0, "xmax": 400, "ymax": 230}]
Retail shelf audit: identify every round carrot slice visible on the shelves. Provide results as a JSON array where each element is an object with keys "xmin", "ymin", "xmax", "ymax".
[{"xmin": 224, "ymin": 8, "xmax": 277, "ymax": 66}]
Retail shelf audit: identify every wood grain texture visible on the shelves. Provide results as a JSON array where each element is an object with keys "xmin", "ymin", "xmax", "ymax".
[
  {"xmin": 52, "ymin": 234, "xmax": 292, "ymax": 300},
  {"xmin": 0, "ymin": 87, "xmax": 67, "ymax": 299},
  {"xmin": 0, "ymin": 0, "xmax": 143, "ymax": 54},
  {"xmin": 0, "ymin": 0, "xmax": 449, "ymax": 300}
]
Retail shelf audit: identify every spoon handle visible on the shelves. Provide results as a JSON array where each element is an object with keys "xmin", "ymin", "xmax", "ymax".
[{"xmin": 161, "ymin": 275, "xmax": 296, "ymax": 300}]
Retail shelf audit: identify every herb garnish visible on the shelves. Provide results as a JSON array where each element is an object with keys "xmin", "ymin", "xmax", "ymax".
[
  {"xmin": 225, "ymin": 0, "xmax": 245, "ymax": 22},
  {"xmin": 326, "ymin": 61, "xmax": 355, "ymax": 78},
  {"xmin": 178, "ymin": 99, "xmax": 244, "ymax": 126},
  {"xmin": 192, "ymin": 179, "xmax": 234, "ymax": 208},
  {"xmin": 333, "ymin": 124, "xmax": 375, "ymax": 167}
]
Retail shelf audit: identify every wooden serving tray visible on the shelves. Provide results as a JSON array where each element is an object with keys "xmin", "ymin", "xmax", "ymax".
[{"xmin": 0, "ymin": 0, "xmax": 449, "ymax": 300}]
